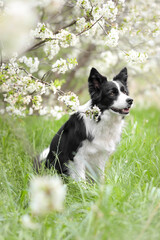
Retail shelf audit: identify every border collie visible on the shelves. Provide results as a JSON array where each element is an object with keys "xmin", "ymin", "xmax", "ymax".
[{"xmin": 35, "ymin": 67, "xmax": 133, "ymax": 181}]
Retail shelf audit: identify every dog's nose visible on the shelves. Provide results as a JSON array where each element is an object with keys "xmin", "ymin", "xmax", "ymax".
[{"xmin": 126, "ymin": 98, "xmax": 133, "ymax": 105}]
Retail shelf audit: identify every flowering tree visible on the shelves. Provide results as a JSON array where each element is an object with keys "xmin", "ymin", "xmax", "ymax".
[{"xmin": 0, "ymin": 0, "xmax": 160, "ymax": 118}]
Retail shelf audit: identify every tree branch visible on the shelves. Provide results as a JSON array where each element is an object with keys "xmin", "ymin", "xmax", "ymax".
[
  {"xmin": 76, "ymin": 15, "xmax": 103, "ymax": 36},
  {"xmin": 25, "ymin": 20, "xmax": 77, "ymax": 53}
]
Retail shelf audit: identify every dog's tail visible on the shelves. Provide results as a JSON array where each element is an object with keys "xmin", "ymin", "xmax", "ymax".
[{"xmin": 33, "ymin": 147, "xmax": 50, "ymax": 173}]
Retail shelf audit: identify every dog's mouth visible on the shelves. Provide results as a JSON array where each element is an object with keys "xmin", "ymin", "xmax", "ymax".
[{"xmin": 111, "ymin": 107, "xmax": 130, "ymax": 115}]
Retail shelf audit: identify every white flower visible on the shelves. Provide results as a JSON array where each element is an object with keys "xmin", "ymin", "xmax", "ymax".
[
  {"xmin": 6, "ymin": 105, "xmax": 25, "ymax": 117},
  {"xmin": 0, "ymin": 109, "xmax": 5, "ymax": 114},
  {"xmin": 21, "ymin": 214, "xmax": 40, "ymax": 230},
  {"xmin": 39, "ymin": 106, "xmax": 63, "ymax": 119},
  {"xmin": 125, "ymin": 50, "xmax": 148, "ymax": 64},
  {"xmin": 30, "ymin": 23, "xmax": 54, "ymax": 40},
  {"xmin": 30, "ymin": 176, "xmax": 66, "ymax": 215},
  {"xmin": 118, "ymin": 0, "xmax": 125, "ymax": 6},
  {"xmin": 85, "ymin": 105, "xmax": 101, "ymax": 122},
  {"xmin": 153, "ymin": 30, "xmax": 160, "ymax": 38},
  {"xmin": 52, "ymin": 58, "xmax": 77, "ymax": 74},
  {"xmin": 57, "ymin": 30, "xmax": 78, "ymax": 48},
  {"xmin": 39, "ymin": 106, "xmax": 49, "ymax": 115},
  {"xmin": 93, "ymin": 1, "xmax": 118, "ymax": 22},
  {"xmin": 22, "ymin": 95, "xmax": 32, "ymax": 105},
  {"xmin": 50, "ymin": 106, "xmax": 63, "ymax": 120},
  {"xmin": 19, "ymin": 56, "xmax": 39, "ymax": 73},
  {"xmin": 29, "ymin": 107, "xmax": 33, "ymax": 115},
  {"xmin": 58, "ymin": 92, "xmax": 80, "ymax": 112},
  {"xmin": 50, "ymin": 83, "xmax": 58, "ymax": 94},
  {"xmin": 52, "ymin": 58, "xmax": 68, "ymax": 74},
  {"xmin": 44, "ymin": 40, "xmax": 60, "ymax": 60},
  {"xmin": 32, "ymin": 95, "xmax": 42, "ymax": 110},
  {"xmin": 1, "ymin": 83, "xmax": 10, "ymax": 92},
  {"xmin": 76, "ymin": 0, "xmax": 91, "ymax": 11},
  {"xmin": 105, "ymin": 28, "xmax": 119, "ymax": 47},
  {"xmin": 26, "ymin": 83, "xmax": 37, "ymax": 94}
]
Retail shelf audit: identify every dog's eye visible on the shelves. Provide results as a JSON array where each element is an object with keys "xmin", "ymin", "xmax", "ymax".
[
  {"xmin": 110, "ymin": 91, "xmax": 115, "ymax": 96},
  {"xmin": 110, "ymin": 88, "xmax": 118, "ymax": 96},
  {"xmin": 121, "ymin": 87, "xmax": 127, "ymax": 95}
]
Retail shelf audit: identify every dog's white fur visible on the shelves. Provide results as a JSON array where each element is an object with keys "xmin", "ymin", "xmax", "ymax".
[{"xmin": 68, "ymin": 100, "xmax": 125, "ymax": 181}]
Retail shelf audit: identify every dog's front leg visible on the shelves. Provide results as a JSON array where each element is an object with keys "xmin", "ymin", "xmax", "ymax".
[{"xmin": 68, "ymin": 159, "xmax": 86, "ymax": 182}]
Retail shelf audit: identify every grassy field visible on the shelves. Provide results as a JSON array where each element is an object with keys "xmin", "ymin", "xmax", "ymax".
[{"xmin": 0, "ymin": 107, "xmax": 160, "ymax": 240}]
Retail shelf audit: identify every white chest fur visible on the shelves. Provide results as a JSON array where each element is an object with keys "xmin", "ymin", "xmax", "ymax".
[{"xmin": 68, "ymin": 108, "xmax": 124, "ymax": 181}]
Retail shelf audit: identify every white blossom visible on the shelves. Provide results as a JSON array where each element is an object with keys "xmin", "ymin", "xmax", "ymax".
[
  {"xmin": 50, "ymin": 106, "xmax": 63, "ymax": 120},
  {"xmin": 76, "ymin": 0, "xmax": 91, "ymax": 11},
  {"xmin": 125, "ymin": 50, "xmax": 148, "ymax": 64},
  {"xmin": 105, "ymin": 28, "xmax": 119, "ymax": 47},
  {"xmin": 39, "ymin": 106, "xmax": 63, "ymax": 119},
  {"xmin": 118, "ymin": 0, "xmax": 125, "ymax": 6},
  {"xmin": 30, "ymin": 23, "xmax": 54, "ymax": 40},
  {"xmin": 44, "ymin": 40, "xmax": 60, "ymax": 60},
  {"xmin": 92, "ymin": 1, "xmax": 118, "ymax": 22},
  {"xmin": 58, "ymin": 92, "xmax": 80, "ymax": 112},
  {"xmin": 52, "ymin": 58, "xmax": 78, "ymax": 74},
  {"xmin": 57, "ymin": 29, "xmax": 78, "ymax": 48},
  {"xmin": 30, "ymin": 176, "xmax": 66, "ymax": 215},
  {"xmin": 52, "ymin": 58, "xmax": 68, "ymax": 74},
  {"xmin": 76, "ymin": 17, "xmax": 90, "ymax": 36},
  {"xmin": 19, "ymin": 56, "xmax": 39, "ymax": 73},
  {"xmin": 1, "ymin": 83, "xmax": 10, "ymax": 92},
  {"xmin": 21, "ymin": 214, "xmax": 40, "ymax": 230},
  {"xmin": 85, "ymin": 105, "xmax": 101, "ymax": 122},
  {"xmin": 22, "ymin": 95, "xmax": 32, "ymax": 105},
  {"xmin": 29, "ymin": 107, "xmax": 33, "ymax": 115},
  {"xmin": 32, "ymin": 95, "xmax": 42, "ymax": 110},
  {"xmin": 6, "ymin": 105, "xmax": 26, "ymax": 117}
]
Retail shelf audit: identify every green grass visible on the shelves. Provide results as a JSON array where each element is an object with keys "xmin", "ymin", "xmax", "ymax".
[{"xmin": 0, "ymin": 107, "xmax": 160, "ymax": 240}]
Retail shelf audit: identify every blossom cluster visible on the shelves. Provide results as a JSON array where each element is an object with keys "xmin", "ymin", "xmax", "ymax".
[
  {"xmin": 19, "ymin": 56, "xmax": 39, "ymax": 73},
  {"xmin": 58, "ymin": 92, "xmax": 80, "ymax": 112},
  {"xmin": 43, "ymin": 40, "xmax": 60, "ymax": 60},
  {"xmin": 30, "ymin": 23, "xmax": 54, "ymax": 40},
  {"xmin": 76, "ymin": 17, "xmax": 92, "ymax": 36},
  {"xmin": 30, "ymin": 176, "xmax": 66, "ymax": 215},
  {"xmin": 93, "ymin": 1, "xmax": 118, "ymax": 22},
  {"xmin": 125, "ymin": 50, "xmax": 148, "ymax": 64},
  {"xmin": 52, "ymin": 58, "xmax": 78, "ymax": 74},
  {"xmin": 39, "ymin": 106, "xmax": 63, "ymax": 120},
  {"xmin": 85, "ymin": 106, "xmax": 101, "ymax": 122},
  {"xmin": 0, "ymin": 57, "xmax": 65, "ymax": 117},
  {"xmin": 105, "ymin": 28, "xmax": 119, "ymax": 47}
]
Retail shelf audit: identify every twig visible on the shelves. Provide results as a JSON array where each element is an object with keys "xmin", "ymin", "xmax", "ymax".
[
  {"xmin": 19, "ymin": 67, "xmax": 38, "ymax": 81},
  {"xmin": 76, "ymin": 15, "xmax": 103, "ymax": 36},
  {"xmin": 41, "ymin": 69, "xmax": 52, "ymax": 81}
]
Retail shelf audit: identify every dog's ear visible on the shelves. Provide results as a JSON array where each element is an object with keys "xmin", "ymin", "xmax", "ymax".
[
  {"xmin": 88, "ymin": 68, "xmax": 107, "ymax": 100},
  {"xmin": 113, "ymin": 67, "xmax": 128, "ymax": 85}
]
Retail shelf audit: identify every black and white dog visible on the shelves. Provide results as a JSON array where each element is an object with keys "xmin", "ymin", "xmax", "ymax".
[{"xmin": 36, "ymin": 67, "xmax": 133, "ymax": 181}]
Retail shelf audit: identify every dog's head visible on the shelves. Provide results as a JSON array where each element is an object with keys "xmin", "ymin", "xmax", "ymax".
[{"xmin": 88, "ymin": 67, "xmax": 133, "ymax": 115}]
